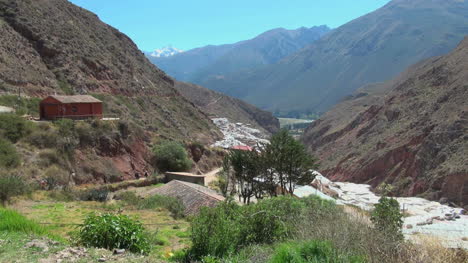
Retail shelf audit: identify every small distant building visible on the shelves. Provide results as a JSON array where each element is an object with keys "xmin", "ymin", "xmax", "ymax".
[
  {"xmin": 231, "ymin": 145, "xmax": 253, "ymax": 151},
  {"xmin": 40, "ymin": 95, "xmax": 103, "ymax": 120}
]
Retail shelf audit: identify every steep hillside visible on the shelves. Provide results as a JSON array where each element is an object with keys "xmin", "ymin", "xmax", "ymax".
[
  {"xmin": 208, "ymin": 0, "xmax": 468, "ymax": 115},
  {"xmin": 175, "ymin": 82, "xmax": 279, "ymax": 134},
  {"xmin": 148, "ymin": 26, "xmax": 330, "ymax": 82},
  {"xmin": 0, "ymin": 0, "xmax": 220, "ymax": 143},
  {"xmin": 302, "ymin": 37, "xmax": 468, "ymax": 206},
  {"xmin": 0, "ymin": 0, "xmax": 226, "ymax": 185}
]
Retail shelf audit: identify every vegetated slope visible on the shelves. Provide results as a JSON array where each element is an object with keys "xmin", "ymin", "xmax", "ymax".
[
  {"xmin": 208, "ymin": 0, "xmax": 468, "ymax": 115},
  {"xmin": 175, "ymin": 81, "xmax": 280, "ymax": 134},
  {"xmin": 0, "ymin": 0, "xmax": 225, "ymax": 184},
  {"xmin": 301, "ymin": 37, "xmax": 468, "ymax": 206},
  {"xmin": 0, "ymin": 0, "xmax": 220, "ymax": 143},
  {"xmin": 148, "ymin": 26, "xmax": 330, "ymax": 82}
]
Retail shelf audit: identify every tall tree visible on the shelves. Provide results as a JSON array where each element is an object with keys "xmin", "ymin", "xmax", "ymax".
[{"xmin": 265, "ymin": 130, "xmax": 318, "ymax": 195}]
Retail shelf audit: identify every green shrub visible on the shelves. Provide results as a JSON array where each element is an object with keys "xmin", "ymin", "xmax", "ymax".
[
  {"xmin": 0, "ymin": 114, "xmax": 32, "ymax": 142},
  {"xmin": 37, "ymin": 149, "xmax": 62, "ymax": 167},
  {"xmin": 75, "ymin": 121, "xmax": 95, "ymax": 147},
  {"xmin": 0, "ymin": 95, "xmax": 41, "ymax": 116},
  {"xmin": 0, "ymin": 208, "xmax": 47, "ymax": 235},
  {"xmin": 27, "ymin": 130, "xmax": 60, "ymax": 148},
  {"xmin": 152, "ymin": 141, "xmax": 192, "ymax": 172},
  {"xmin": 0, "ymin": 137, "xmax": 20, "ymax": 168},
  {"xmin": 190, "ymin": 201, "xmax": 242, "ymax": 259},
  {"xmin": 54, "ymin": 118, "xmax": 75, "ymax": 137},
  {"xmin": 371, "ymin": 196, "xmax": 403, "ymax": 240},
  {"xmin": 0, "ymin": 174, "xmax": 29, "ymax": 206},
  {"xmin": 188, "ymin": 196, "xmax": 345, "ymax": 260},
  {"xmin": 77, "ymin": 213, "xmax": 150, "ymax": 254},
  {"xmin": 241, "ymin": 196, "xmax": 305, "ymax": 245},
  {"xmin": 270, "ymin": 240, "xmax": 365, "ymax": 263},
  {"xmin": 43, "ymin": 165, "xmax": 70, "ymax": 190}
]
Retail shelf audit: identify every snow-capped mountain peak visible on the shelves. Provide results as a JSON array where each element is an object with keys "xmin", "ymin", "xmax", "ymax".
[{"xmin": 149, "ymin": 46, "xmax": 184, "ymax": 58}]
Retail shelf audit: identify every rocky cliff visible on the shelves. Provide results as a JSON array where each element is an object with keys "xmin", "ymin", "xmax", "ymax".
[{"xmin": 302, "ymin": 37, "xmax": 468, "ymax": 207}]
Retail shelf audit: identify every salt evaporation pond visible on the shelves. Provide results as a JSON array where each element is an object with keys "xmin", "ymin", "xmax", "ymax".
[{"xmin": 298, "ymin": 174, "xmax": 468, "ymax": 249}]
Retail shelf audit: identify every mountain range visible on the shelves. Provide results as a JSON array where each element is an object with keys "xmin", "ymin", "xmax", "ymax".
[
  {"xmin": 146, "ymin": 25, "xmax": 330, "ymax": 83},
  {"xmin": 167, "ymin": 0, "xmax": 468, "ymax": 116},
  {"xmin": 302, "ymin": 37, "xmax": 468, "ymax": 206}
]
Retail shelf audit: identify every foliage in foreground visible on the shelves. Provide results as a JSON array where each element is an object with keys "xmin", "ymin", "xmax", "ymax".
[
  {"xmin": 0, "ymin": 174, "xmax": 29, "ymax": 206},
  {"xmin": 175, "ymin": 195, "xmax": 423, "ymax": 262},
  {"xmin": 77, "ymin": 213, "xmax": 150, "ymax": 254},
  {"xmin": 152, "ymin": 140, "xmax": 192, "ymax": 172},
  {"xmin": 0, "ymin": 114, "xmax": 32, "ymax": 143},
  {"xmin": 371, "ymin": 196, "xmax": 404, "ymax": 240},
  {"xmin": 0, "ymin": 208, "xmax": 48, "ymax": 236},
  {"xmin": 270, "ymin": 240, "xmax": 365, "ymax": 263},
  {"xmin": 186, "ymin": 196, "xmax": 336, "ymax": 260},
  {"xmin": 0, "ymin": 137, "xmax": 20, "ymax": 168}
]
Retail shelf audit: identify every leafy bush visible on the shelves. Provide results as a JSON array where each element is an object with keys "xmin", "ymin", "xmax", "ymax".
[
  {"xmin": 0, "ymin": 174, "xmax": 29, "ymax": 206},
  {"xmin": 0, "ymin": 114, "xmax": 32, "ymax": 142},
  {"xmin": 270, "ymin": 240, "xmax": 365, "ymax": 263},
  {"xmin": 0, "ymin": 208, "xmax": 47, "ymax": 235},
  {"xmin": 0, "ymin": 95, "xmax": 41, "ymax": 116},
  {"xmin": 186, "ymin": 196, "xmax": 370, "ymax": 261},
  {"xmin": 54, "ymin": 118, "xmax": 75, "ymax": 137},
  {"xmin": 0, "ymin": 137, "xmax": 20, "ymax": 168},
  {"xmin": 190, "ymin": 201, "xmax": 242, "ymax": 259},
  {"xmin": 37, "ymin": 149, "xmax": 62, "ymax": 167},
  {"xmin": 27, "ymin": 130, "xmax": 60, "ymax": 148},
  {"xmin": 119, "ymin": 191, "xmax": 185, "ymax": 219},
  {"xmin": 78, "ymin": 213, "xmax": 150, "ymax": 254},
  {"xmin": 371, "ymin": 196, "xmax": 403, "ymax": 240},
  {"xmin": 43, "ymin": 165, "xmax": 70, "ymax": 190},
  {"xmin": 189, "ymin": 196, "xmax": 308, "ymax": 260},
  {"xmin": 152, "ymin": 141, "xmax": 192, "ymax": 172}
]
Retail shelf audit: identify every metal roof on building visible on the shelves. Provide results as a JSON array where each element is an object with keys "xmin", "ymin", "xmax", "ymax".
[{"xmin": 47, "ymin": 95, "xmax": 102, "ymax": 104}]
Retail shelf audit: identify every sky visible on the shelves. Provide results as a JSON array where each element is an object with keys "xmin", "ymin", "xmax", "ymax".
[{"xmin": 69, "ymin": 0, "xmax": 391, "ymax": 52}]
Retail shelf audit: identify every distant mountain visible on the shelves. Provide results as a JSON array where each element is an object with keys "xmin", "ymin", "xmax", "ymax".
[
  {"xmin": 146, "ymin": 26, "xmax": 331, "ymax": 82},
  {"xmin": 174, "ymin": 81, "xmax": 280, "ymax": 135},
  {"xmin": 206, "ymin": 0, "xmax": 468, "ymax": 116},
  {"xmin": 146, "ymin": 46, "xmax": 184, "ymax": 58},
  {"xmin": 301, "ymin": 37, "xmax": 468, "ymax": 206}
]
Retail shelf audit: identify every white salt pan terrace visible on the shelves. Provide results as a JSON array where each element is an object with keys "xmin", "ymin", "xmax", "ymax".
[
  {"xmin": 299, "ymin": 174, "xmax": 468, "ymax": 249},
  {"xmin": 211, "ymin": 118, "xmax": 269, "ymax": 148}
]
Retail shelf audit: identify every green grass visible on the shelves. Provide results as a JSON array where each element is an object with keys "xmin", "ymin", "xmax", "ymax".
[{"xmin": 0, "ymin": 208, "xmax": 46, "ymax": 235}]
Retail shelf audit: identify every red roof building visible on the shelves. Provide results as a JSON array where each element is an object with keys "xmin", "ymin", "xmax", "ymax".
[
  {"xmin": 231, "ymin": 145, "xmax": 253, "ymax": 151},
  {"xmin": 40, "ymin": 95, "xmax": 103, "ymax": 120}
]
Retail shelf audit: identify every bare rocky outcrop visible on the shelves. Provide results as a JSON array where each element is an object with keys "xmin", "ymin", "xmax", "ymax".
[{"xmin": 302, "ymin": 37, "xmax": 468, "ymax": 206}]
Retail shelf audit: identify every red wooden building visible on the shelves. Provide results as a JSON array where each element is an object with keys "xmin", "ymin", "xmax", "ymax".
[{"xmin": 40, "ymin": 95, "xmax": 103, "ymax": 120}]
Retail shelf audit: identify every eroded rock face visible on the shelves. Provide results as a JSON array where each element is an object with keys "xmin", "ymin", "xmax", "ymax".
[{"xmin": 302, "ymin": 37, "xmax": 468, "ymax": 206}]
